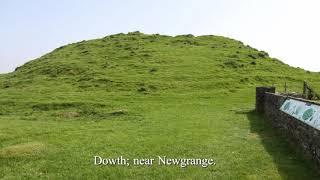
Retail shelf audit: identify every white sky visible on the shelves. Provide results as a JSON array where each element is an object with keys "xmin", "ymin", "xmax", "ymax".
[{"xmin": 1, "ymin": 0, "xmax": 320, "ymax": 73}]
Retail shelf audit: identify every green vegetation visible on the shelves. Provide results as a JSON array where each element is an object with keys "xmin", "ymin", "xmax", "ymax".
[{"xmin": 0, "ymin": 32, "xmax": 319, "ymax": 179}]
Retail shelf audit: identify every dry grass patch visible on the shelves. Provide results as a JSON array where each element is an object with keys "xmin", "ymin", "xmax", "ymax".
[
  {"xmin": 0, "ymin": 142, "xmax": 46, "ymax": 158},
  {"xmin": 60, "ymin": 111, "xmax": 81, "ymax": 118}
]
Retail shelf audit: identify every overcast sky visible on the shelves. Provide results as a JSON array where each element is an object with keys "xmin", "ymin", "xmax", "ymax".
[{"xmin": 1, "ymin": 0, "xmax": 320, "ymax": 73}]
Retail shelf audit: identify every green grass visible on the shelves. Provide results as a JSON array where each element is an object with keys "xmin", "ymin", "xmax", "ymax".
[{"xmin": 0, "ymin": 32, "xmax": 319, "ymax": 179}]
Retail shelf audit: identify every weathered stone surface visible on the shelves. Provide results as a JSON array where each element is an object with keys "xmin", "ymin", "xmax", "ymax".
[
  {"xmin": 256, "ymin": 87, "xmax": 275, "ymax": 113},
  {"xmin": 256, "ymin": 87, "xmax": 320, "ymax": 167}
]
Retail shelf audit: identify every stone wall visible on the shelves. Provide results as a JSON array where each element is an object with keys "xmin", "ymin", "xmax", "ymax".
[
  {"xmin": 256, "ymin": 87, "xmax": 275, "ymax": 114},
  {"xmin": 256, "ymin": 87, "xmax": 320, "ymax": 166}
]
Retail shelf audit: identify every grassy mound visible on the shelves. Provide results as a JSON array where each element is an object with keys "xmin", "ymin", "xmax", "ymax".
[
  {"xmin": 3, "ymin": 31, "xmax": 319, "ymax": 93},
  {"xmin": 0, "ymin": 32, "xmax": 319, "ymax": 179}
]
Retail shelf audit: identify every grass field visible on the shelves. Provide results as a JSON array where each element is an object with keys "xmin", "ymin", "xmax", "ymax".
[{"xmin": 0, "ymin": 32, "xmax": 319, "ymax": 179}]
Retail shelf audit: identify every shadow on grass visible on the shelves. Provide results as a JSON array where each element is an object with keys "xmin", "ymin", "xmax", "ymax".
[{"xmin": 245, "ymin": 110, "xmax": 319, "ymax": 179}]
